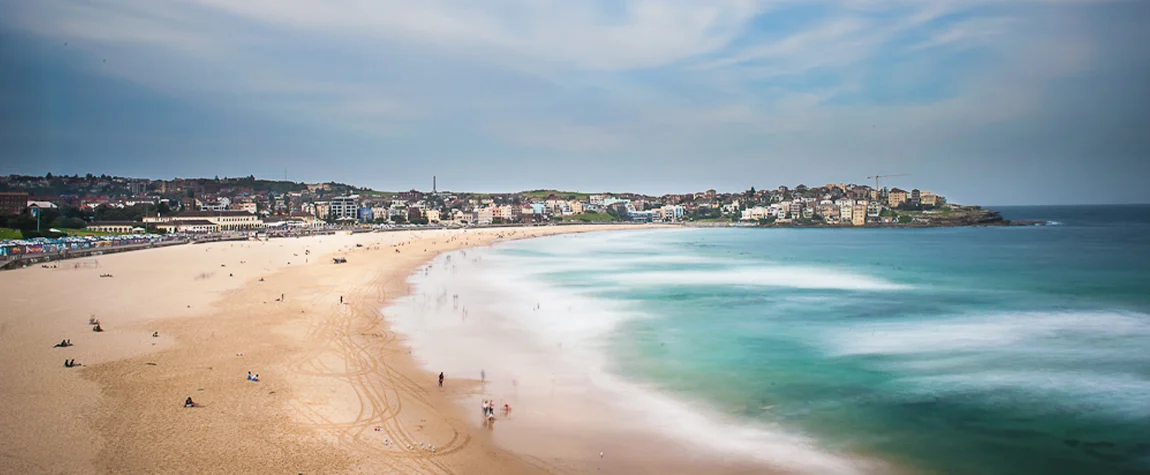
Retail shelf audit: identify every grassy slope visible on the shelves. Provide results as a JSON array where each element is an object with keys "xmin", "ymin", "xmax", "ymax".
[{"xmin": 520, "ymin": 190, "xmax": 596, "ymax": 200}]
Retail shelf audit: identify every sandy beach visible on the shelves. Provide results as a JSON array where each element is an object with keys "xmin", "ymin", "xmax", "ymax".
[{"xmin": 0, "ymin": 225, "xmax": 671, "ymax": 474}]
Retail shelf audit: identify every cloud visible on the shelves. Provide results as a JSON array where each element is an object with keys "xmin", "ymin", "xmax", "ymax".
[{"xmin": 1, "ymin": 0, "xmax": 1147, "ymax": 204}]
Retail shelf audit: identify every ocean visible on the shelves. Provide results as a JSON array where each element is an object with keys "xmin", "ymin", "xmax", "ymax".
[{"xmin": 387, "ymin": 205, "xmax": 1150, "ymax": 474}]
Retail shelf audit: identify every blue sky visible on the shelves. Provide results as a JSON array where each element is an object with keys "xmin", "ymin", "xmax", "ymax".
[{"xmin": 1, "ymin": 0, "xmax": 1148, "ymax": 204}]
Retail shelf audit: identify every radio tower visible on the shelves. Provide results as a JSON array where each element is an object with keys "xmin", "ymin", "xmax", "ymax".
[{"xmin": 433, "ymin": 176, "xmax": 437, "ymax": 194}]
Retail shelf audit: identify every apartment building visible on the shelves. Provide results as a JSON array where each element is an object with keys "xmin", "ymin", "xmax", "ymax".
[
  {"xmin": 852, "ymin": 202, "xmax": 868, "ymax": 226},
  {"xmin": 888, "ymin": 189, "xmax": 909, "ymax": 208},
  {"xmin": 330, "ymin": 195, "xmax": 360, "ymax": 221}
]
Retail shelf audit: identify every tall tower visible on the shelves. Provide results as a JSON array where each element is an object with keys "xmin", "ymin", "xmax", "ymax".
[{"xmin": 433, "ymin": 176, "xmax": 437, "ymax": 194}]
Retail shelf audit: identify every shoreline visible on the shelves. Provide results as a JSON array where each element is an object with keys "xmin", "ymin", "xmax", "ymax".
[
  {"xmin": 0, "ymin": 225, "xmax": 673, "ymax": 474},
  {"xmin": 387, "ymin": 235, "xmax": 888, "ymax": 475}
]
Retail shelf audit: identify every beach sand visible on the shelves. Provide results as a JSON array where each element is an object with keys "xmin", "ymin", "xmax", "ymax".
[{"xmin": 2, "ymin": 225, "xmax": 776, "ymax": 474}]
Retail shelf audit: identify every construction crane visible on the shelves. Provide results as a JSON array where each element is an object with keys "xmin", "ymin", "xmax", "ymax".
[{"xmin": 866, "ymin": 173, "xmax": 910, "ymax": 191}]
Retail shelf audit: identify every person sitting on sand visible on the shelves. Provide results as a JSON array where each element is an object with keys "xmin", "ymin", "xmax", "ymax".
[
  {"xmin": 93, "ymin": 324, "xmax": 103, "ymax": 332},
  {"xmin": 55, "ymin": 340, "xmax": 67, "ymax": 348},
  {"xmin": 152, "ymin": 332, "xmax": 158, "ymax": 338},
  {"xmin": 503, "ymin": 404, "xmax": 511, "ymax": 416},
  {"xmin": 247, "ymin": 371, "xmax": 253, "ymax": 381},
  {"xmin": 64, "ymin": 359, "xmax": 70, "ymax": 367},
  {"xmin": 251, "ymin": 374, "xmax": 260, "ymax": 382},
  {"xmin": 184, "ymin": 397, "xmax": 196, "ymax": 408}
]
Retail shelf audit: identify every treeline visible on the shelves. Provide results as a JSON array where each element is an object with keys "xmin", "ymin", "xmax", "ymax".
[{"xmin": 1, "ymin": 204, "xmax": 166, "ymax": 234}]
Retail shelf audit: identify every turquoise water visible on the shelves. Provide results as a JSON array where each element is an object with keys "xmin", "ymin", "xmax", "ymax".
[{"xmin": 460, "ymin": 206, "xmax": 1150, "ymax": 474}]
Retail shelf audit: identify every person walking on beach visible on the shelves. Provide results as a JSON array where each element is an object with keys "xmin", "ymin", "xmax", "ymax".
[
  {"xmin": 481, "ymin": 369, "xmax": 485, "ymax": 382},
  {"xmin": 340, "ymin": 296, "xmax": 343, "ymax": 304},
  {"xmin": 438, "ymin": 372, "xmax": 444, "ymax": 387}
]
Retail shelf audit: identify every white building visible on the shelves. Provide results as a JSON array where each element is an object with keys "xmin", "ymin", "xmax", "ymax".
[
  {"xmin": 330, "ymin": 195, "xmax": 360, "ymax": 221},
  {"xmin": 840, "ymin": 202, "xmax": 854, "ymax": 222},
  {"xmin": 660, "ymin": 205, "xmax": 686, "ymax": 222},
  {"xmin": 741, "ymin": 206, "xmax": 771, "ymax": 221},
  {"xmin": 477, "ymin": 207, "xmax": 494, "ymax": 225},
  {"xmin": 867, "ymin": 201, "xmax": 883, "ymax": 218}
]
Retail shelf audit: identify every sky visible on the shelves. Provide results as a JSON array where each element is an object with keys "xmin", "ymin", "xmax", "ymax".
[{"xmin": 1, "ymin": 1, "xmax": 1148, "ymax": 205}]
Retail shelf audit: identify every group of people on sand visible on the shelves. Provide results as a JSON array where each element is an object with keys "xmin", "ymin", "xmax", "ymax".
[
  {"xmin": 64, "ymin": 359, "xmax": 79, "ymax": 368},
  {"xmin": 481, "ymin": 400, "xmax": 510, "ymax": 420},
  {"xmin": 87, "ymin": 317, "xmax": 103, "ymax": 332},
  {"xmin": 246, "ymin": 371, "xmax": 260, "ymax": 382},
  {"xmin": 54, "ymin": 339, "xmax": 73, "ymax": 348}
]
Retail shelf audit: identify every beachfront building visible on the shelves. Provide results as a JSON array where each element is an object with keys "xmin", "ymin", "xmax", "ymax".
[
  {"xmin": 494, "ymin": 205, "xmax": 515, "ymax": 221},
  {"xmin": 152, "ymin": 219, "xmax": 220, "ymax": 233},
  {"xmin": 867, "ymin": 201, "xmax": 883, "ymax": 218},
  {"xmin": 330, "ymin": 195, "xmax": 360, "ymax": 222},
  {"xmin": 660, "ymin": 205, "xmax": 686, "ymax": 222},
  {"xmin": 425, "ymin": 209, "xmax": 441, "ymax": 223},
  {"xmin": 741, "ymin": 206, "xmax": 769, "ymax": 221},
  {"xmin": 85, "ymin": 221, "xmax": 146, "ymax": 234},
  {"xmin": 476, "ymin": 207, "xmax": 494, "ymax": 225},
  {"xmin": 628, "ymin": 210, "xmax": 657, "ymax": 222},
  {"xmin": 852, "ymin": 202, "xmax": 868, "ymax": 226},
  {"xmin": 314, "ymin": 201, "xmax": 331, "ymax": 220},
  {"xmin": 840, "ymin": 202, "xmax": 854, "ymax": 223},
  {"xmin": 143, "ymin": 210, "xmax": 263, "ymax": 231},
  {"xmin": 264, "ymin": 211, "xmax": 320, "ymax": 228}
]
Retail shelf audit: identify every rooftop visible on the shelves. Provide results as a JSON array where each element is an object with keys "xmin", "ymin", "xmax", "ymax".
[{"xmin": 178, "ymin": 210, "xmax": 256, "ymax": 217}]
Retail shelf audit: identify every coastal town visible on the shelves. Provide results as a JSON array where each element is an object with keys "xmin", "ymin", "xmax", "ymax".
[
  {"xmin": 0, "ymin": 173, "xmax": 1024, "ymax": 261},
  {"xmin": 0, "ymin": 173, "xmax": 997, "ymax": 232}
]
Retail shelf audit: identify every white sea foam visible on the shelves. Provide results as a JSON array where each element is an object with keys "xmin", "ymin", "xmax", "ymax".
[
  {"xmin": 826, "ymin": 311, "xmax": 1150, "ymax": 356},
  {"xmin": 824, "ymin": 311, "xmax": 1150, "ymax": 418},
  {"xmin": 386, "ymin": 244, "xmax": 877, "ymax": 474},
  {"xmin": 613, "ymin": 267, "xmax": 911, "ymax": 291}
]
